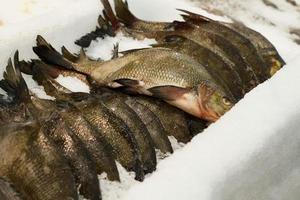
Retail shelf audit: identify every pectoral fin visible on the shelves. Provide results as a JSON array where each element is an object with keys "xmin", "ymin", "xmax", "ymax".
[{"xmin": 148, "ymin": 86, "xmax": 191, "ymax": 101}]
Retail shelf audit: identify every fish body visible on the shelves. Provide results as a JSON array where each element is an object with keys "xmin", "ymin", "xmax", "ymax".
[
  {"xmin": 224, "ymin": 22, "xmax": 285, "ymax": 76},
  {"xmin": 75, "ymin": 98, "xmax": 145, "ymax": 181},
  {"xmin": 88, "ymin": 48, "xmax": 232, "ymax": 121},
  {"xmin": 135, "ymin": 96, "xmax": 192, "ymax": 143},
  {"xmin": 179, "ymin": 10, "xmax": 269, "ymax": 82},
  {"xmin": 0, "ymin": 178, "xmax": 22, "ymax": 200},
  {"xmin": 97, "ymin": 89, "xmax": 157, "ymax": 173},
  {"xmin": 153, "ymin": 35, "xmax": 244, "ymax": 100},
  {"xmin": 59, "ymin": 103, "xmax": 120, "ymax": 181},
  {"xmin": 43, "ymin": 112, "xmax": 101, "ymax": 200},
  {"xmin": 0, "ymin": 121, "xmax": 78, "ymax": 200},
  {"xmin": 124, "ymin": 96, "xmax": 173, "ymax": 154}
]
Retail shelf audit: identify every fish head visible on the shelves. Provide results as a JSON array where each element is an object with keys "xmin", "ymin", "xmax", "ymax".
[{"xmin": 197, "ymin": 82, "xmax": 233, "ymax": 122}]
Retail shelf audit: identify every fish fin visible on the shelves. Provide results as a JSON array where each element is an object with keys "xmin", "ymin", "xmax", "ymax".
[
  {"xmin": 111, "ymin": 43, "xmax": 120, "ymax": 59},
  {"xmin": 78, "ymin": 48, "xmax": 89, "ymax": 62},
  {"xmin": 177, "ymin": 9, "xmax": 211, "ymax": 24},
  {"xmin": 119, "ymin": 47, "xmax": 150, "ymax": 55},
  {"xmin": 61, "ymin": 46, "xmax": 79, "ymax": 62},
  {"xmin": 114, "ymin": 78, "xmax": 140, "ymax": 87},
  {"xmin": 114, "ymin": 0, "xmax": 138, "ymax": 27},
  {"xmin": 167, "ymin": 20, "xmax": 195, "ymax": 31},
  {"xmin": 0, "ymin": 51, "xmax": 31, "ymax": 103},
  {"xmin": 101, "ymin": 0, "xmax": 121, "ymax": 31},
  {"xmin": 33, "ymin": 35, "xmax": 74, "ymax": 70},
  {"xmin": 148, "ymin": 86, "xmax": 191, "ymax": 101},
  {"xmin": 18, "ymin": 60, "xmax": 34, "ymax": 75}
]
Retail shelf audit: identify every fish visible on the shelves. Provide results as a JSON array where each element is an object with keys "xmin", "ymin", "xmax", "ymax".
[
  {"xmin": 224, "ymin": 22, "xmax": 285, "ymax": 76},
  {"xmin": 74, "ymin": 97, "xmax": 145, "ymax": 181},
  {"xmin": 96, "ymin": 88, "xmax": 157, "ymax": 173},
  {"xmin": 42, "ymin": 112, "xmax": 102, "ymax": 200},
  {"xmin": 150, "ymin": 35, "xmax": 244, "ymax": 100},
  {"xmin": 0, "ymin": 178, "xmax": 23, "ymax": 200},
  {"xmin": 121, "ymin": 95, "xmax": 173, "ymax": 154},
  {"xmin": 18, "ymin": 59, "xmax": 121, "ymax": 181},
  {"xmin": 58, "ymin": 102, "xmax": 120, "ymax": 181},
  {"xmin": 33, "ymin": 37, "xmax": 234, "ymax": 122},
  {"xmin": 0, "ymin": 53, "xmax": 32, "ymax": 125},
  {"xmin": 178, "ymin": 9, "xmax": 270, "ymax": 82},
  {"xmin": 109, "ymin": 0, "xmax": 259, "ymax": 92},
  {"xmin": 0, "ymin": 121, "xmax": 79, "ymax": 200},
  {"xmin": 135, "ymin": 96, "xmax": 192, "ymax": 143}
]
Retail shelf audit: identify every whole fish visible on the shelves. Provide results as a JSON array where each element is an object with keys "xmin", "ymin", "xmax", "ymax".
[
  {"xmin": 135, "ymin": 96, "xmax": 192, "ymax": 143},
  {"xmin": 0, "ymin": 178, "xmax": 23, "ymax": 200},
  {"xmin": 43, "ymin": 112, "xmax": 101, "ymax": 200},
  {"xmin": 33, "ymin": 38, "xmax": 234, "ymax": 122},
  {"xmin": 0, "ymin": 121, "xmax": 79, "ymax": 200},
  {"xmin": 151, "ymin": 35, "xmax": 244, "ymax": 100},
  {"xmin": 123, "ymin": 96, "xmax": 173, "ymax": 154},
  {"xmin": 96, "ymin": 88, "xmax": 157, "ymax": 173}
]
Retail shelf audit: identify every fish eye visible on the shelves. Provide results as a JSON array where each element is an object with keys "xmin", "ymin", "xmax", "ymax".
[{"xmin": 222, "ymin": 97, "xmax": 231, "ymax": 106}]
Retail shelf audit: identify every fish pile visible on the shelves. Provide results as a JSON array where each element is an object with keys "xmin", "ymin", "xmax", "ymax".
[{"xmin": 0, "ymin": 0, "xmax": 285, "ymax": 199}]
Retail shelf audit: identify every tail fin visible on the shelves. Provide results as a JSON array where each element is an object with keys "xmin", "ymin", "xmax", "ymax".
[
  {"xmin": 0, "ymin": 51, "xmax": 31, "ymax": 103},
  {"xmin": 33, "ymin": 35, "xmax": 74, "ymax": 70},
  {"xmin": 75, "ymin": 15, "xmax": 115, "ymax": 48},
  {"xmin": 114, "ymin": 0, "xmax": 138, "ymax": 27},
  {"xmin": 101, "ymin": 0, "xmax": 121, "ymax": 31}
]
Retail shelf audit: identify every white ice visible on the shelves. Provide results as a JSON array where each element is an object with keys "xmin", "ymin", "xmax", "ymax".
[{"xmin": 1, "ymin": 0, "xmax": 300, "ymax": 200}]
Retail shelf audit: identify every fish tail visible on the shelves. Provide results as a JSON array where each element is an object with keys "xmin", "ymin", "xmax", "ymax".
[
  {"xmin": 75, "ymin": 15, "xmax": 116, "ymax": 48},
  {"xmin": 33, "ymin": 35, "xmax": 74, "ymax": 70},
  {"xmin": 101, "ymin": 0, "xmax": 121, "ymax": 31},
  {"xmin": 114, "ymin": 0, "xmax": 138, "ymax": 27},
  {"xmin": 0, "ymin": 51, "xmax": 31, "ymax": 103},
  {"xmin": 33, "ymin": 36, "xmax": 90, "ymax": 76}
]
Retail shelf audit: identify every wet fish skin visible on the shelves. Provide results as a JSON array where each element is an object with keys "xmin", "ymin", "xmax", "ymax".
[
  {"xmin": 124, "ymin": 97, "xmax": 173, "ymax": 154},
  {"xmin": 153, "ymin": 35, "xmax": 243, "ymax": 100},
  {"xmin": 224, "ymin": 22, "xmax": 285, "ymax": 76},
  {"xmin": 75, "ymin": 97, "xmax": 145, "ymax": 181},
  {"xmin": 109, "ymin": 0, "xmax": 259, "ymax": 91},
  {"xmin": 0, "ymin": 178, "xmax": 23, "ymax": 200},
  {"xmin": 179, "ymin": 10, "xmax": 269, "ymax": 82},
  {"xmin": 0, "ymin": 121, "xmax": 79, "ymax": 200},
  {"xmin": 43, "ymin": 112, "xmax": 101, "ymax": 200},
  {"xmin": 135, "ymin": 96, "xmax": 192, "ymax": 144},
  {"xmin": 96, "ymin": 89, "xmax": 157, "ymax": 173},
  {"xmin": 59, "ymin": 103, "xmax": 120, "ymax": 181}
]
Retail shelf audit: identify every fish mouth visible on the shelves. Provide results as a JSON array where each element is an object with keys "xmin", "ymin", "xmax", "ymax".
[{"xmin": 197, "ymin": 83, "xmax": 220, "ymax": 122}]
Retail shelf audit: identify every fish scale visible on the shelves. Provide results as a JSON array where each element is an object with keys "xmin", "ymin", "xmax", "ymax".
[{"xmin": 107, "ymin": 48, "xmax": 214, "ymax": 89}]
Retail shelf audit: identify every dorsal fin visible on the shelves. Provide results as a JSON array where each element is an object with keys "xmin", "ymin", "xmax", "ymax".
[
  {"xmin": 177, "ymin": 9, "xmax": 212, "ymax": 25},
  {"xmin": 61, "ymin": 46, "xmax": 79, "ymax": 62}
]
